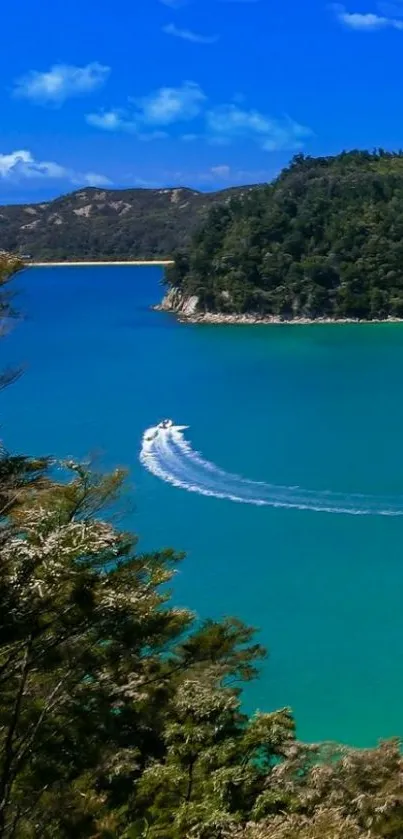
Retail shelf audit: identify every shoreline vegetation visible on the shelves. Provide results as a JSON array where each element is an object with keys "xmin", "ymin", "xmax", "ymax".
[
  {"xmin": 155, "ymin": 289, "xmax": 403, "ymax": 326},
  {"xmin": 155, "ymin": 299, "xmax": 403, "ymax": 326}
]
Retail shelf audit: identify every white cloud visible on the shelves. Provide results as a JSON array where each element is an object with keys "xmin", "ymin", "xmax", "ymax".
[
  {"xmin": 0, "ymin": 150, "xmax": 67, "ymax": 179},
  {"xmin": 86, "ymin": 109, "xmax": 136, "ymax": 131},
  {"xmin": 14, "ymin": 62, "xmax": 110, "ymax": 105},
  {"xmin": 332, "ymin": 3, "xmax": 403, "ymax": 28},
  {"xmin": 206, "ymin": 105, "xmax": 312, "ymax": 151},
  {"xmin": 88, "ymin": 82, "xmax": 312, "ymax": 152},
  {"xmin": 163, "ymin": 23, "xmax": 218, "ymax": 43},
  {"xmin": 85, "ymin": 110, "xmax": 168, "ymax": 139},
  {"xmin": 210, "ymin": 165, "xmax": 231, "ymax": 178},
  {"xmin": 136, "ymin": 81, "xmax": 206, "ymax": 125},
  {"xmin": 81, "ymin": 172, "xmax": 112, "ymax": 186},
  {"xmin": 0, "ymin": 150, "xmax": 111, "ymax": 186},
  {"xmin": 169, "ymin": 164, "xmax": 270, "ymax": 186},
  {"xmin": 87, "ymin": 82, "xmax": 206, "ymax": 133}
]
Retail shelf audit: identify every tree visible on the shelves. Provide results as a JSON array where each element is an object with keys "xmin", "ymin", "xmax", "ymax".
[
  {"xmin": 133, "ymin": 648, "xmax": 293, "ymax": 838},
  {"xmin": 227, "ymin": 739, "xmax": 403, "ymax": 839},
  {"xmin": 0, "ymin": 254, "xmax": 24, "ymax": 391},
  {"xmin": 165, "ymin": 150, "xmax": 403, "ymax": 321},
  {"xmin": 0, "ymin": 458, "xmax": 274, "ymax": 838},
  {"xmin": 0, "ymin": 254, "xmax": 51, "ymax": 526}
]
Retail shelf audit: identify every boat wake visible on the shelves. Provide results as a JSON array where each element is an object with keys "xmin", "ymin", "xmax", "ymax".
[{"xmin": 140, "ymin": 424, "xmax": 403, "ymax": 516}]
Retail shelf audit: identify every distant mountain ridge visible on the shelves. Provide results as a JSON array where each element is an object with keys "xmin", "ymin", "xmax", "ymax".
[{"xmin": 0, "ymin": 184, "xmax": 259, "ymax": 261}]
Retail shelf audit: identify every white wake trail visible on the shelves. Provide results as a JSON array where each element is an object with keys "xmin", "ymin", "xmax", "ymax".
[{"xmin": 140, "ymin": 425, "xmax": 403, "ymax": 516}]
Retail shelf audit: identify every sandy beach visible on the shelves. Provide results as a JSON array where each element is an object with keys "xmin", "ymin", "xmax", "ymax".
[{"xmin": 29, "ymin": 260, "xmax": 174, "ymax": 268}]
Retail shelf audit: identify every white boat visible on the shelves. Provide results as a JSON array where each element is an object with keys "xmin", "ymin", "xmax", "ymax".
[
  {"xmin": 158, "ymin": 419, "xmax": 173, "ymax": 430},
  {"xmin": 144, "ymin": 420, "xmax": 173, "ymax": 442}
]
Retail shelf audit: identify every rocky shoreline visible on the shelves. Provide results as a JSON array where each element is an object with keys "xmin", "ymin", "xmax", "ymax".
[{"xmin": 154, "ymin": 288, "xmax": 403, "ymax": 326}]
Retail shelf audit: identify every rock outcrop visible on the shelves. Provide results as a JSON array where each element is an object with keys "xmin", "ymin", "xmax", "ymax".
[
  {"xmin": 155, "ymin": 287, "xmax": 403, "ymax": 326},
  {"xmin": 156, "ymin": 288, "xmax": 199, "ymax": 317}
]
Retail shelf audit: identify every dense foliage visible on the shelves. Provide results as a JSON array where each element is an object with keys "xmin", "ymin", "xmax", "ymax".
[
  {"xmin": 2, "ymin": 252, "xmax": 403, "ymax": 838},
  {"xmin": 0, "ymin": 185, "xmax": 249, "ymax": 262},
  {"xmin": 166, "ymin": 150, "xmax": 403, "ymax": 320}
]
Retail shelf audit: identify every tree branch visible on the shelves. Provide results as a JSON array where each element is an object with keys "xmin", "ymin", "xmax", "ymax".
[{"xmin": 0, "ymin": 636, "xmax": 33, "ymax": 836}]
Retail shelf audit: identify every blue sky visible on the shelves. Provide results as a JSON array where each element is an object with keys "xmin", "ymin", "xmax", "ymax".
[{"xmin": 1, "ymin": 0, "xmax": 403, "ymax": 202}]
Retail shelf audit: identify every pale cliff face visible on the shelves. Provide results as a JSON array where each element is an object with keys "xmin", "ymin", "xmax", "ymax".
[{"xmin": 159, "ymin": 287, "xmax": 199, "ymax": 315}]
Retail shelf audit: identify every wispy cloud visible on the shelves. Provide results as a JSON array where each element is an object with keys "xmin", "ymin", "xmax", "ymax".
[
  {"xmin": 0, "ymin": 150, "xmax": 111, "ymax": 186},
  {"xmin": 86, "ymin": 110, "xmax": 169, "ymax": 139},
  {"xmin": 136, "ymin": 81, "xmax": 206, "ymax": 124},
  {"xmin": 86, "ymin": 109, "xmax": 169, "ymax": 139},
  {"xmin": 13, "ymin": 62, "xmax": 110, "ymax": 105},
  {"xmin": 332, "ymin": 3, "xmax": 403, "ymax": 29},
  {"xmin": 206, "ymin": 104, "xmax": 312, "ymax": 151},
  {"xmin": 378, "ymin": 1, "xmax": 403, "ymax": 16},
  {"xmin": 86, "ymin": 110, "xmax": 137, "ymax": 132},
  {"xmin": 163, "ymin": 23, "xmax": 218, "ymax": 43},
  {"xmin": 169, "ymin": 163, "xmax": 270, "ymax": 186},
  {"xmin": 83, "ymin": 172, "xmax": 112, "ymax": 187},
  {"xmin": 87, "ymin": 81, "xmax": 206, "ymax": 134},
  {"xmin": 88, "ymin": 82, "xmax": 312, "ymax": 152},
  {"xmin": 209, "ymin": 165, "xmax": 231, "ymax": 178}
]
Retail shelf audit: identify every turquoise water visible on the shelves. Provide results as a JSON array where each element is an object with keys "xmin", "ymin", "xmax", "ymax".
[{"xmin": 3, "ymin": 265, "xmax": 403, "ymax": 747}]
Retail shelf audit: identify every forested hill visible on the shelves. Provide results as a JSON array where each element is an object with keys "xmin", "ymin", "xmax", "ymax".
[
  {"xmin": 0, "ymin": 184, "xmax": 254, "ymax": 261},
  {"xmin": 165, "ymin": 151, "xmax": 403, "ymax": 320}
]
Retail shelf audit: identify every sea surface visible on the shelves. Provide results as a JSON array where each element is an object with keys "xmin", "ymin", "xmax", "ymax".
[{"xmin": 3, "ymin": 264, "xmax": 403, "ymax": 747}]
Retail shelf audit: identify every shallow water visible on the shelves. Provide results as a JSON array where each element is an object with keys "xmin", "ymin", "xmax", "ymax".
[{"xmin": 3, "ymin": 265, "xmax": 403, "ymax": 746}]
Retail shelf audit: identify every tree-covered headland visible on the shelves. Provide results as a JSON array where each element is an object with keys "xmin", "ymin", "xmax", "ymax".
[
  {"xmin": 166, "ymin": 150, "xmax": 403, "ymax": 320},
  {"xmin": 2, "ymin": 253, "xmax": 403, "ymax": 838}
]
